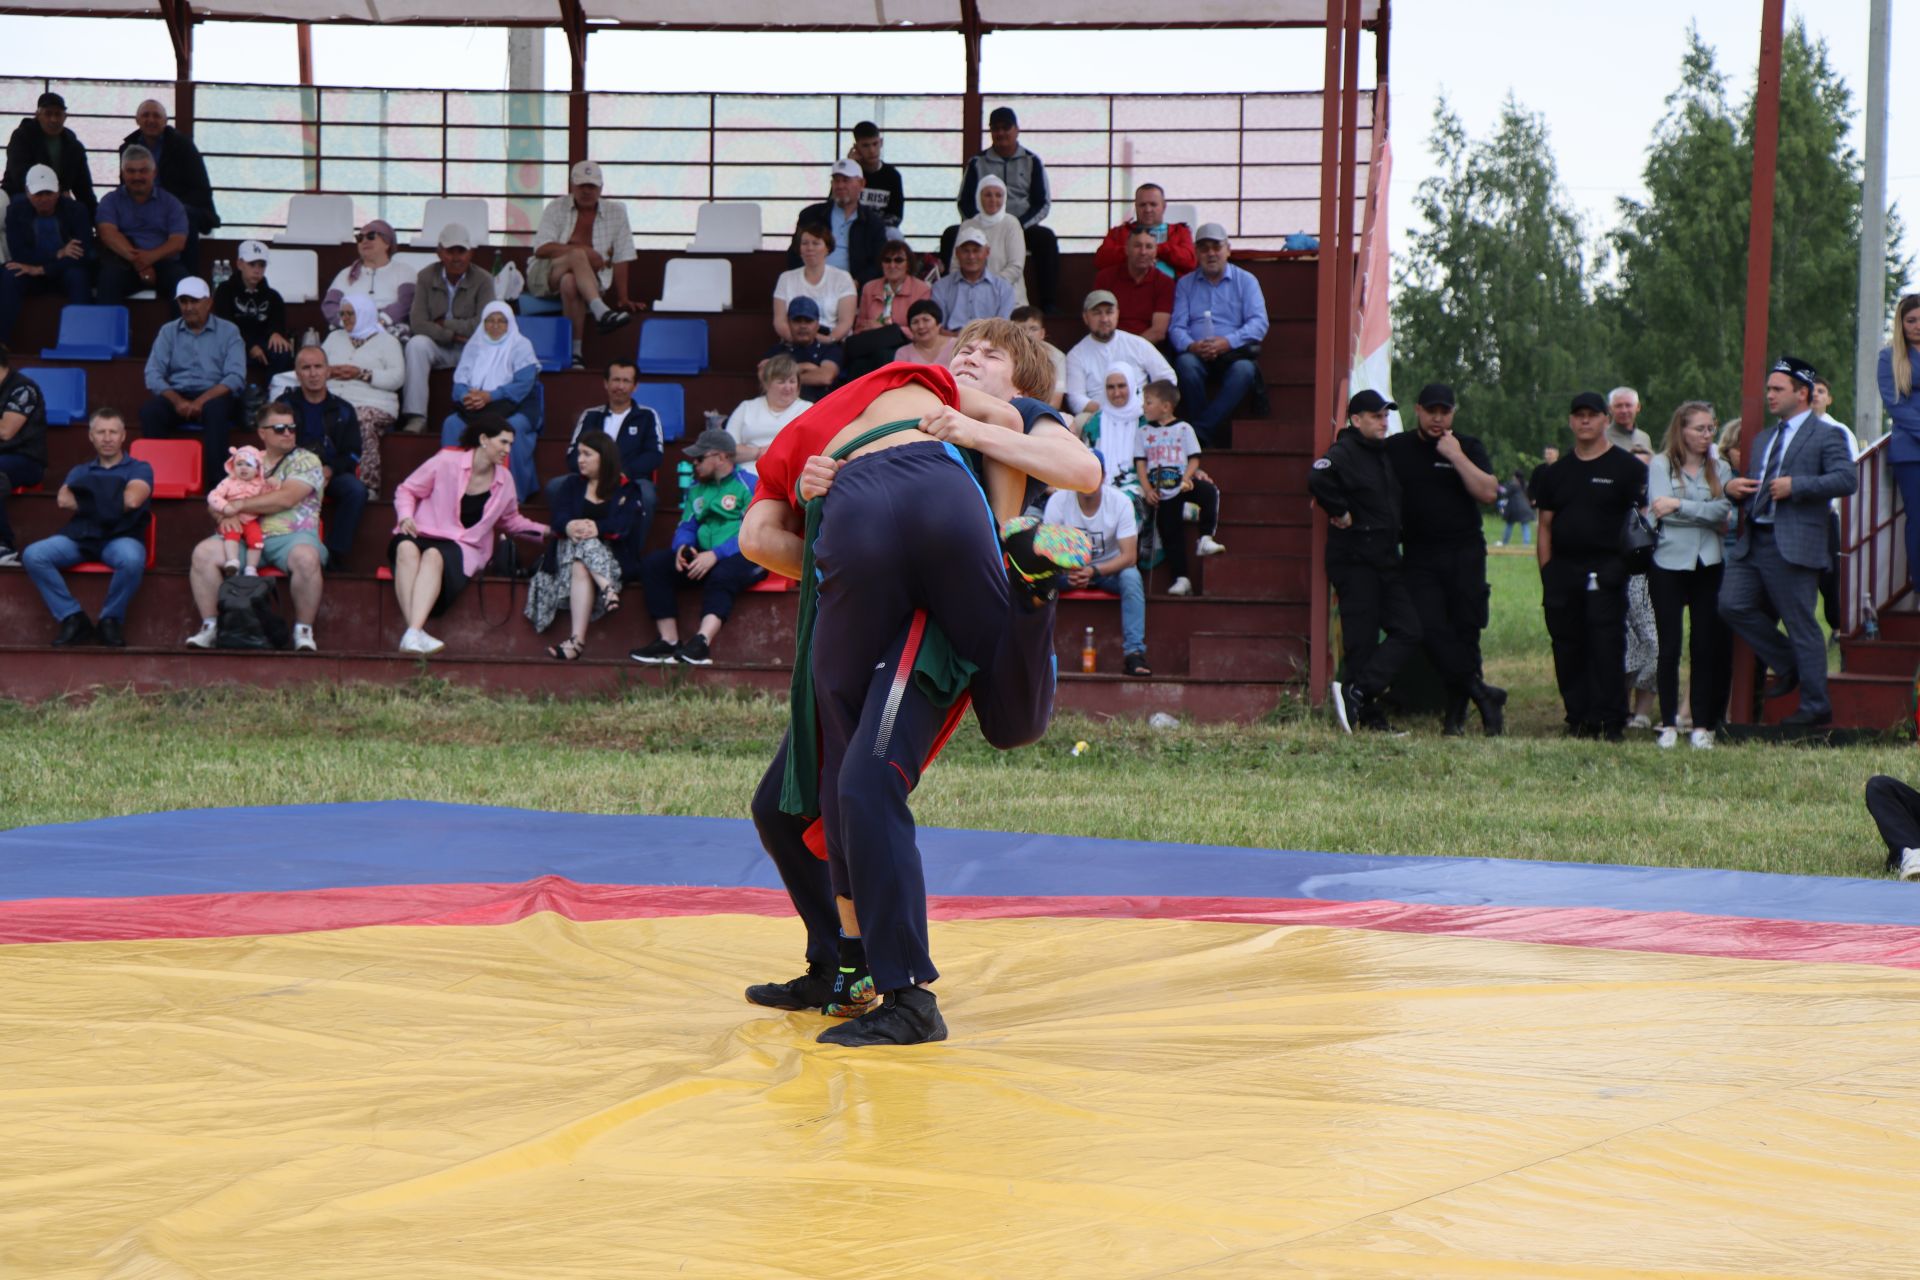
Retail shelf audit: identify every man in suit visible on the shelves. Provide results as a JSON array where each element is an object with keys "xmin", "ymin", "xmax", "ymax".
[{"xmin": 1719, "ymin": 356, "xmax": 1858, "ymax": 726}]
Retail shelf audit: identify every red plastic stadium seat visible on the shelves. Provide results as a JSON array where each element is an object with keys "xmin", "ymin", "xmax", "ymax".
[
  {"xmin": 129, "ymin": 439, "xmax": 204, "ymax": 499},
  {"xmin": 1060, "ymin": 588, "xmax": 1120, "ymax": 601},
  {"xmin": 746, "ymin": 575, "xmax": 792, "ymax": 592},
  {"xmin": 71, "ymin": 517, "xmax": 158, "ymax": 573}
]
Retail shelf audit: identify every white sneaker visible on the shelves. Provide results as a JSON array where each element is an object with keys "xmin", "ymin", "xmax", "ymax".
[
  {"xmin": 184, "ymin": 619, "xmax": 218, "ymax": 649},
  {"xmin": 293, "ymin": 624, "xmax": 317, "ymax": 652},
  {"xmin": 1656, "ymin": 726, "xmax": 1678, "ymax": 749},
  {"xmin": 1166, "ymin": 576, "xmax": 1193, "ymax": 596},
  {"xmin": 0, "ymin": 545, "xmax": 19, "ymax": 567},
  {"xmin": 1627, "ymin": 714, "xmax": 1653, "ymax": 730},
  {"xmin": 1899, "ymin": 849, "xmax": 1920, "ymax": 883},
  {"xmin": 399, "ymin": 628, "xmax": 425, "ymax": 654},
  {"xmin": 1689, "ymin": 728, "xmax": 1715, "ymax": 750},
  {"xmin": 415, "ymin": 630, "xmax": 445, "ymax": 656},
  {"xmin": 1196, "ymin": 535, "xmax": 1227, "ymax": 557}
]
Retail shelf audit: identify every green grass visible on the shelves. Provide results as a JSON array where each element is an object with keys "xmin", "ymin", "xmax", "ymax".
[{"xmin": 0, "ymin": 518, "xmax": 1905, "ymax": 879}]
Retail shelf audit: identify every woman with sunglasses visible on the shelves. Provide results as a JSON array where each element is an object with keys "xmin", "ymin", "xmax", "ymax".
[
  {"xmin": 320, "ymin": 220, "xmax": 414, "ymax": 335},
  {"xmin": 841, "ymin": 238, "xmax": 931, "ymax": 379}
]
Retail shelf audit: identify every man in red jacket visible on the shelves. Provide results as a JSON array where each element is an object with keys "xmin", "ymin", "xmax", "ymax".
[{"xmin": 1092, "ymin": 183, "xmax": 1195, "ymax": 278}]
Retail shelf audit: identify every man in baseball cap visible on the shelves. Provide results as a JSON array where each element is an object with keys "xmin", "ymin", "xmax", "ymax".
[
  {"xmin": 3, "ymin": 91, "xmax": 96, "ymax": 217},
  {"xmin": 630, "ymin": 427, "xmax": 763, "ymax": 668},
  {"xmin": 0, "ymin": 163, "xmax": 92, "ymax": 341},
  {"xmin": 396, "ymin": 222, "xmax": 496, "ymax": 433},
  {"xmin": 141, "ymin": 276, "xmax": 247, "ymax": 490},
  {"xmin": 1529, "ymin": 388, "xmax": 1649, "ymax": 741},
  {"xmin": 762, "ymin": 295, "xmax": 842, "ymax": 403},
  {"xmin": 1169, "ymin": 220, "xmax": 1270, "ymax": 445},
  {"xmin": 528, "ymin": 157, "xmax": 635, "ymax": 360},
  {"xmin": 931, "ymin": 225, "xmax": 1015, "ymax": 334},
  {"xmin": 785, "ymin": 156, "xmax": 886, "ymax": 287},
  {"xmin": 959, "ymin": 104, "xmax": 1059, "ymax": 310},
  {"xmin": 1387, "ymin": 379, "xmax": 1507, "ymax": 735}
]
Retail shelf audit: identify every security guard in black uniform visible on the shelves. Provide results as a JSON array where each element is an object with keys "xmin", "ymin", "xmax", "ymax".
[
  {"xmin": 1309, "ymin": 389, "xmax": 1422, "ymax": 733},
  {"xmin": 1386, "ymin": 382, "xmax": 1508, "ymax": 736}
]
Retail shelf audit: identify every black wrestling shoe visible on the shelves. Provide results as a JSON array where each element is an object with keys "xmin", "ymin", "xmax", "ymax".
[
  {"xmin": 816, "ymin": 985, "xmax": 948, "ymax": 1047},
  {"xmin": 1470, "ymin": 677, "xmax": 1508, "ymax": 737},
  {"xmin": 745, "ymin": 968, "xmax": 834, "ymax": 1011},
  {"xmin": 1000, "ymin": 515, "xmax": 1093, "ymax": 608}
]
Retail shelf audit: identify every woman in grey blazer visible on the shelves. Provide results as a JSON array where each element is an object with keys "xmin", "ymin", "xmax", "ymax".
[{"xmin": 1647, "ymin": 401, "xmax": 1735, "ymax": 748}]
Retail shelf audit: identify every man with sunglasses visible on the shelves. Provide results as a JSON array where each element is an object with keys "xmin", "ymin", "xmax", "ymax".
[{"xmin": 184, "ymin": 402, "xmax": 327, "ymax": 653}]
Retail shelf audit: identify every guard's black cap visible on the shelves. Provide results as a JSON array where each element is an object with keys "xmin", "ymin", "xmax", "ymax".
[
  {"xmin": 1415, "ymin": 382, "xmax": 1455, "ymax": 408},
  {"xmin": 1570, "ymin": 391, "xmax": 1608, "ymax": 415},
  {"xmin": 989, "ymin": 106, "xmax": 1018, "ymax": 128},
  {"xmin": 1347, "ymin": 389, "xmax": 1395, "ymax": 415}
]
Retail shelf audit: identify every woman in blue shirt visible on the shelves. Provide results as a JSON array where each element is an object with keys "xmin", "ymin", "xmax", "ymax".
[
  {"xmin": 441, "ymin": 301, "xmax": 542, "ymax": 499},
  {"xmin": 1877, "ymin": 294, "xmax": 1920, "ymax": 592}
]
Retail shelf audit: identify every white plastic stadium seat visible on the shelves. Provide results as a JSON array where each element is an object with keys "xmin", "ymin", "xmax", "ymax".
[
  {"xmin": 1166, "ymin": 202, "xmax": 1200, "ymax": 230},
  {"xmin": 265, "ymin": 248, "xmax": 319, "ymax": 304},
  {"xmin": 688, "ymin": 203, "xmax": 763, "ymax": 253},
  {"xmin": 655, "ymin": 258, "xmax": 732, "ymax": 313},
  {"xmin": 278, "ymin": 195, "xmax": 357, "ymax": 246},
  {"xmin": 415, "ymin": 198, "xmax": 491, "ymax": 249},
  {"xmin": 389, "ymin": 251, "xmax": 438, "ymax": 279}
]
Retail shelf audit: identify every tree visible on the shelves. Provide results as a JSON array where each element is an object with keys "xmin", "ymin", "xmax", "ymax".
[
  {"xmin": 1393, "ymin": 95, "xmax": 1609, "ymax": 476},
  {"xmin": 1607, "ymin": 22, "xmax": 1909, "ymax": 435}
]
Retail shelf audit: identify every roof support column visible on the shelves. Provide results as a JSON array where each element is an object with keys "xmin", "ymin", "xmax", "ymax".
[
  {"xmin": 559, "ymin": 0, "xmax": 589, "ymax": 169},
  {"xmin": 159, "ymin": 0, "xmax": 194, "ymax": 134},
  {"xmin": 960, "ymin": 0, "xmax": 983, "ymax": 167},
  {"xmin": 1310, "ymin": 0, "xmax": 1347, "ymax": 706},
  {"xmin": 1729, "ymin": 0, "xmax": 1787, "ymax": 725}
]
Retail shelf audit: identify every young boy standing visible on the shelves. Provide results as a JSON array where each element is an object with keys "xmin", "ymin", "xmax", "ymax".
[{"xmin": 1133, "ymin": 379, "xmax": 1223, "ymax": 596}]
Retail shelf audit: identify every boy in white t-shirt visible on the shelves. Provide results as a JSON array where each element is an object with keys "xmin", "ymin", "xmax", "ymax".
[
  {"xmin": 1042, "ymin": 479, "xmax": 1150, "ymax": 677},
  {"xmin": 1133, "ymin": 379, "xmax": 1224, "ymax": 596}
]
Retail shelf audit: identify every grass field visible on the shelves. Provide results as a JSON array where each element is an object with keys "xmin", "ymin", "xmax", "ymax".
[{"xmin": 0, "ymin": 533, "xmax": 1911, "ymax": 881}]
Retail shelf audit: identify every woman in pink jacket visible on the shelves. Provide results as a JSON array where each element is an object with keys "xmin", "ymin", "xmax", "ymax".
[{"xmin": 388, "ymin": 414, "xmax": 546, "ymax": 655}]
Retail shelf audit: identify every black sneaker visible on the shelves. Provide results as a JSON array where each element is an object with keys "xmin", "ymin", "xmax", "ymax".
[
  {"xmin": 630, "ymin": 638, "xmax": 680, "ymax": 664},
  {"xmin": 816, "ymin": 985, "xmax": 948, "ymax": 1047},
  {"xmin": 1470, "ymin": 678, "xmax": 1508, "ymax": 737},
  {"xmin": 678, "ymin": 634, "xmax": 713, "ymax": 665},
  {"xmin": 596, "ymin": 307, "xmax": 633, "ymax": 334},
  {"xmin": 745, "ymin": 969, "xmax": 834, "ymax": 1011}
]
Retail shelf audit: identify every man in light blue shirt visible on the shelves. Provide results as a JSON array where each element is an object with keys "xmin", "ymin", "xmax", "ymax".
[
  {"xmin": 1169, "ymin": 223, "xmax": 1270, "ymax": 445},
  {"xmin": 139, "ymin": 276, "xmax": 246, "ymax": 491},
  {"xmin": 929, "ymin": 227, "xmax": 1014, "ymax": 332}
]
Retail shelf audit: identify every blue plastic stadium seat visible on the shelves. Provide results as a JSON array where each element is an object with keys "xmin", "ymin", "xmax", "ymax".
[
  {"xmin": 632, "ymin": 382, "xmax": 686, "ymax": 443},
  {"xmin": 517, "ymin": 316, "xmax": 572, "ymax": 373},
  {"xmin": 636, "ymin": 318, "xmax": 709, "ymax": 376},
  {"xmin": 40, "ymin": 305, "xmax": 130, "ymax": 361},
  {"xmin": 516, "ymin": 293, "xmax": 562, "ymax": 316},
  {"xmin": 22, "ymin": 367, "xmax": 86, "ymax": 425}
]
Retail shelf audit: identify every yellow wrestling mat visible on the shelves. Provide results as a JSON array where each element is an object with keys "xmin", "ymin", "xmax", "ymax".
[{"xmin": 6, "ymin": 913, "xmax": 1920, "ymax": 1278}]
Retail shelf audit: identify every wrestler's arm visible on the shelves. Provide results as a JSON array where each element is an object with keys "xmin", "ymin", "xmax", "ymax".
[
  {"xmin": 928, "ymin": 396, "xmax": 1103, "ymax": 495},
  {"xmin": 740, "ymin": 496, "xmax": 806, "ymax": 580}
]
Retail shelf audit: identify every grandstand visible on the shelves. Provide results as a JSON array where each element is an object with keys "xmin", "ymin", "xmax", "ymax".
[{"xmin": 0, "ymin": 3, "xmax": 1388, "ymax": 719}]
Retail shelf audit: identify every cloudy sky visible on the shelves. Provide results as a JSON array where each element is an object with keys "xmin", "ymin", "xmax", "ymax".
[{"xmin": 2, "ymin": 3, "xmax": 1912, "ymax": 287}]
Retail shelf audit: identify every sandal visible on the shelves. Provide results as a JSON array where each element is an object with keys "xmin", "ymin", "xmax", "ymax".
[
  {"xmin": 547, "ymin": 636, "xmax": 587, "ymax": 661},
  {"xmin": 602, "ymin": 585, "xmax": 621, "ymax": 616}
]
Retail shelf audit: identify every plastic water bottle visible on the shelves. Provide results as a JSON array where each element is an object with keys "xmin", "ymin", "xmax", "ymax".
[
  {"xmin": 1201, "ymin": 309, "xmax": 1215, "ymax": 342},
  {"xmin": 677, "ymin": 459, "xmax": 695, "ymax": 507},
  {"xmin": 1586, "ymin": 571, "xmax": 1599, "ymax": 593},
  {"xmin": 300, "ymin": 325, "xmax": 320, "ymax": 349},
  {"xmin": 1081, "ymin": 626, "xmax": 1097, "ymax": 674},
  {"xmin": 211, "ymin": 259, "xmax": 230, "ymax": 291}
]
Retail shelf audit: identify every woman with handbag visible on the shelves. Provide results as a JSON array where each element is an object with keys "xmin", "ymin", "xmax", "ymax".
[{"xmin": 1647, "ymin": 401, "xmax": 1734, "ymax": 749}]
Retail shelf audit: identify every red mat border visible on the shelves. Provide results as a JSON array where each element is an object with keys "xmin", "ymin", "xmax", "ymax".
[{"xmin": 4, "ymin": 878, "xmax": 1920, "ymax": 969}]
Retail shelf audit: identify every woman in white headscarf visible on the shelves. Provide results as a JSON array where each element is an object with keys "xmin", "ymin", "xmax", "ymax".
[
  {"xmin": 952, "ymin": 173, "xmax": 1028, "ymax": 305},
  {"xmin": 1087, "ymin": 359, "xmax": 1156, "ymax": 563},
  {"xmin": 441, "ymin": 301, "xmax": 544, "ymax": 500},
  {"xmin": 320, "ymin": 292, "xmax": 405, "ymax": 494}
]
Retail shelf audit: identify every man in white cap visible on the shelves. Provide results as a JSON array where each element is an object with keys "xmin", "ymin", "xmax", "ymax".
[
  {"xmin": 788, "ymin": 159, "xmax": 887, "ymax": 287},
  {"xmin": 213, "ymin": 238, "xmax": 292, "ymax": 388},
  {"xmin": 950, "ymin": 173, "xmax": 1026, "ymax": 306},
  {"xmin": 0, "ymin": 162, "xmax": 91, "ymax": 341},
  {"xmin": 929, "ymin": 227, "xmax": 1014, "ymax": 333},
  {"xmin": 1169, "ymin": 223, "xmax": 1269, "ymax": 446},
  {"xmin": 400, "ymin": 222, "xmax": 495, "ymax": 433},
  {"xmin": 95, "ymin": 143, "xmax": 190, "ymax": 309},
  {"xmin": 1064, "ymin": 288, "xmax": 1175, "ymax": 431},
  {"xmin": 140, "ymin": 276, "xmax": 246, "ymax": 490},
  {"xmin": 529, "ymin": 158, "xmax": 636, "ymax": 367}
]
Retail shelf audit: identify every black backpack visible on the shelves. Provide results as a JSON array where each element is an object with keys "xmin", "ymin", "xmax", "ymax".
[{"xmin": 215, "ymin": 574, "xmax": 291, "ymax": 650}]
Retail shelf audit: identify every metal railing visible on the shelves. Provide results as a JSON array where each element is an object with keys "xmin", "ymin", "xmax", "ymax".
[
  {"xmin": 1839, "ymin": 434, "xmax": 1912, "ymax": 636},
  {"xmin": 2, "ymin": 77, "xmax": 1372, "ymax": 251}
]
